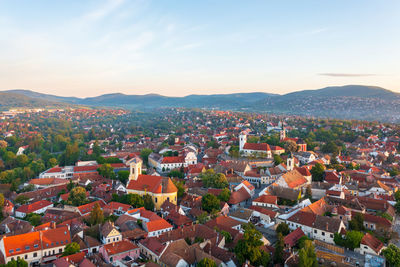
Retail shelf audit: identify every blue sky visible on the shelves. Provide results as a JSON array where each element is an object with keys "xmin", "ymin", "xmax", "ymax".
[{"xmin": 0, "ymin": 0, "xmax": 399, "ymax": 97}]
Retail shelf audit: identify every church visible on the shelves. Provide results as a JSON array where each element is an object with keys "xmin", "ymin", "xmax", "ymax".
[
  {"xmin": 239, "ymin": 132, "xmax": 284, "ymax": 157},
  {"xmin": 126, "ymin": 157, "xmax": 178, "ymax": 210}
]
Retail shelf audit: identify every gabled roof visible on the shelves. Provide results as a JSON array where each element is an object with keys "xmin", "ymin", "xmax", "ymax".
[
  {"xmin": 252, "ymin": 195, "xmax": 278, "ymax": 205},
  {"xmin": 284, "ymin": 228, "xmax": 305, "ymax": 247},
  {"xmin": 161, "ymin": 156, "xmax": 185, "ymax": 164},
  {"xmin": 139, "ymin": 237, "xmax": 166, "ymax": 256},
  {"xmin": 127, "ymin": 175, "xmax": 177, "ymax": 194},
  {"xmin": 228, "ymin": 187, "xmax": 251, "ymax": 205},
  {"xmin": 16, "ymin": 200, "xmax": 52, "ymax": 214},
  {"xmin": 281, "ymin": 170, "xmax": 307, "ymax": 188},
  {"xmin": 243, "ymin": 142, "xmax": 271, "ymax": 151},
  {"xmin": 103, "ymin": 240, "xmax": 138, "ymax": 256},
  {"xmin": 361, "ymin": 233, "xmax": 383, "ymax": 253}
]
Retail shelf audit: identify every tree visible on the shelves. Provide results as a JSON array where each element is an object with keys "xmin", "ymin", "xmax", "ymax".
[
  {"xmin": 349, "ymin": 213, "xmax": 365, "ymax": 231},
  {"xmin": 321, "ymin": 141, "xmax": 340, "ymax": 154},
  {"xmin": 298, "ymin": 240, "xmax": 318, "ymax": 267},
  {"xmin": 200, "ymin": 170, "xmax": 228, "ymax": 189},
  {"xmin": 383, "ymin": 244, "xmax": 400, "ymax": 267},
  {"xmin": 16, "ymin": 155, "xmax": 29, "ymax": 168},
  {"xmin": 48, "ymin": 157, "xmax": 58, "ymax": 168},
  {"xmin": 3, "ymin": 258, "xmax": 28, "ymax": 267},
  {"xmin": 234, "ymin": 223, "xmax": 270, "ymax": 266},
  {"xmin": 89, "ymin": 203, "xmax": 104, "ymax": 225},
  {"xmin": 15, "ymin": 195, "xmax": 29, "ymax": 205},
  {"xmin": 125, "ymin": 193, "xmax": 145, "ymax": 208},
  {"xmin": 172, "ymin": 179, "xmax": 185, "ymax": 198},
  {"xmin": 310, "ymin": 163, "xmax": 325, "ymax": 182},
  {"xmin": 0, "ymin": 193, "xmax": 4, "ymax": 208},
  {"xmin": 198, "ymin": 212, "xmax": 209, "ymax": 224},
  {"xmin": 276, "ymin": 222, "xmax": 290, "ymax": 235},
  {"xmin": 284, "ymin": 140, "xmax": 298, "ymax": 153},
  {"xmin": 345, "ymin": 231, "xmax": 364, "ymax": 250},
  {"xmin": 197, "ymin": 258, "xmax": 217, "ymax": 267},
  {"xmin": 305, "ymin": 185, "xmax": 312, "ymax": 200},
  {"xmin": 62, "ymin": 242, "xmax": 80, "ymax": 256},
  {"xmin": 67, "ymin": 180, "xmax": 75, "ymax": 191},
  {"xmin": 273, "ymin": 233, "xmax": 284, "ymax": 264},
  {"xmin": 97, "ymin": 164, "xmax": 116, "ymax": 179},
  {"xmin": 117, "ymin": 170, "xmax": 130, "ymax": 184},
  {"xmin": 218, "ymin": 188, "xmax": 231, "ymax": 202},
  {"xmin": 25, "ymin": 213, "xmax": 42, "ymax": 226},
  {"xmin": 68, "ymin": 186, "xmax": 88, "ymax": 206},
  {"xmin": 201, "ymin": 193, "xmax": 220, "ymax": 213},
  {"xmin": 140, "ymin": 148, "xmax": 153, "ymax": 165},
  {"xmin": 143, "ymin": 194, "xmax": 154, "ymax": 211},
  {"xmin": 274, "ymin": 154, "xmax": 283, "ymax": 165}
]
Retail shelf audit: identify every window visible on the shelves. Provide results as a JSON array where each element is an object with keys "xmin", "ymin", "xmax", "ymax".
[
  {"xmin": 33, "ymin": 252, "xmax": 37, "ymax": 258},
  {"xmin": 59, "ymin": 249, "xmax": 62, "ymax": 253},
  {"xmin": 9, "ymin": 250, "xmax": 13, "ymax": 254},
  {"xmin": 330, "ymin": 234, "xmax": 333, "ymax": 238},
  {"xmin": 24, "ymin": 255, "xmax": 27, "ymax": 259},
  {"xmin": 66, "ymin": 240, "xmax": 68, "ymax": 243},
  {"xmin": 34, "ymin": 244, "xmax": 38, "ymax": 248},
  {"xmin": 25, "ymin": 246, "xmax": 30, "ymax": 250},
  {"xmin": 44, "ymin": 252, "xmax": 46, "ymax": 256},
  {"xmin": 16, "ymin": 248, "xmax": 21, "ymax": 252},
  {"xmin": 322, "ymin": 232, "xmax": 325, "ymax": 236},
  {"xmin": 314, "ymin": 230, "xmax": 317, "ymax": 234},
  {"xmin": 155, "ymin": 197, "xmax": 158, "ymax": 203}
]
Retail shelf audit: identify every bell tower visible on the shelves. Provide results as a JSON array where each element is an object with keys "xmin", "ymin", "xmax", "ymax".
[
  {"xmin": 280, "ymin": 128, "xmax": 286, "ymax": 141},
  {"xmin": 239, "ymin": 133, "xmax": 247, "ymax": 150},
  {"xmin": 129, "ymin": 157, "xmax": 142, "ymax": 181}
]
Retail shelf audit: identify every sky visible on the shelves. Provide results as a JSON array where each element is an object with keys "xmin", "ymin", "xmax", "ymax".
[{"xmin": 0, "ymin": 0, "xmax": 399, "ymax": 97}]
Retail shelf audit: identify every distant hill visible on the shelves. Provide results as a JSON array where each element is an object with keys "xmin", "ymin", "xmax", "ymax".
[
  {"xmin": 3, "ymin": 85, "xmax": 400, "ymax": 121},
  {"xmin": 0, "ymin": 92, "xmax": 71, "ymax": 110}
]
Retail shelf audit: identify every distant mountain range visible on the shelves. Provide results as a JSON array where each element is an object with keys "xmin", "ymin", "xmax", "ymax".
[{"xmin": 2, "ymin": 85, "xmax": 400, "ymax": 122}]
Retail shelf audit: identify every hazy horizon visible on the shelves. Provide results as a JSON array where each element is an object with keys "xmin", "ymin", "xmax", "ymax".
[{"xmin": 0, "ymin": 0, "xmax": 399, "ymax": 97}]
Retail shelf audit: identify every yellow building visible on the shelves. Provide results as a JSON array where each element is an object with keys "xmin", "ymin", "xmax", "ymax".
[{"xmin": 126, "ymin": 158, "xmax": 177, "ymax": 210}]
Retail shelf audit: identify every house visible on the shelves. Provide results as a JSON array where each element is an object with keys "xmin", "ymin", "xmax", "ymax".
[
  {"xmin": 360, "ymin": 233, "xmax": 384, "ymax": 256},
  {"xmin": 275, "ymin": 169, "xmax": 308, "ymax": 189},
  {"xmin": 103, "ymin": 202, "xmax": 132, "ymax": 216},
  {"xmin": 0, "ymin": 226, "xmax": 71, "ymax": 265},
  {"xmin": 284, "ymin": 228, "xmax": 305, "ymax": 249},
  {"xmin": 15, "ymin": 200, "xmax": 53, "ymax": 218},
  {"xmin": 229, "ymin": 208, "xmax": 253, "ymax": 224},
  {"xmin": 76, "ymin": 200, "xmax": 106, "ymax": 216},
  {"xmin": 99, "ymin": 239, "xmax": 140, "ymax": 264},
  {"xmin": 138, "ymin": 237, "xmax": 167, "ymax": 263},
  {"xmin": 126, "ymin": 208, "xmax": 173, "ymax": 237},
  {"xmin": 249, "ymin": 205, "xmax": 278, "ymax": 224},
  {"xmin": 252, "ymin": 195, "xmax": 279, "ymax": 209},
  {"xmin": 126, "ymin": 158, "xmax": 178, "ymax": 210},
  {"xmin": 228, "ymin": 187, "xmax": 251, "ymax": 210},
  {"xmin": 165, "ymin": 211, "xmax": 193, "ymax": 228},
  {"xmin": 205, "ymin": 215, "xmax": 242, "ymax": 232},
  {"xmin": 234, "ymin": 180, "xmax": 255, "ymax": 197},
  {"xmin": 100, "ymin": 221, "xmax": 122, "ymax": 244},
  {"xmin": 286, "ymin": 211, "xmax": 346, "ymax": 244},
  {"xmin": 239, "ymin": 133, "xmax": 272, "ymax": 158}
]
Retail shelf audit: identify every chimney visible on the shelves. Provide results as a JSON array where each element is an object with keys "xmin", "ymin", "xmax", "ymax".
[{"xmin": 50, "ymin": 221, "xmax": 56, "ymax": 229}]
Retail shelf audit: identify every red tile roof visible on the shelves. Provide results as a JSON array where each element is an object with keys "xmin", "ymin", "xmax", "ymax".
[
  {"xmin": 77, "ymin": 200, "xmax": 105, "ymax": 216},
  {"xmin": 284, "ymin": 228, "xmax": 305, "ymax": 247},
  {"xmin": 16, "ymin": 200, "xmax": 53, "ymax": 214},
  {"xmin": 145, "ymin": 219, "xmax": 172, "ymax": 232},
  {"xmin": 361, "ymin": 233, "xmax": 383, "ymax": 253},
  {"xmin": 126, "ymin": 175, "xmax": 177, "ymax": 194},
  {"xmin": 228, "ymin": 187, "xmax": 251, "ymax": 205},
  {"xmin": 161, "ymin": 156, "xmax": 185, "ymax": 164},
  {"xmin": 243, "ymin": 143, "xmax": 271, "ymax": 151},
  {"xmin": 252, "ymin": 195, "xmax": 277, "ymax": 205},
  {"xmin": 103, "ymin": 240, "xmax": 138, "ymax": 255}
]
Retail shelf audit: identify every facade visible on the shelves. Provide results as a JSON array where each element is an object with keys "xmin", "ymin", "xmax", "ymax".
[
  {"xmin": 99, "ymin": 240, "xmax": 140, "ymax": 263},
  {"xmin": 126, "ymin": 158, "xmax": 178, "ymax": 210},
  {"xmin": 15, "ymin": 200, "xmax": 53, "ymax": 218},
  {"xmin": 0, "ymin": 226, "xmax": 71, "ymax": 265}
]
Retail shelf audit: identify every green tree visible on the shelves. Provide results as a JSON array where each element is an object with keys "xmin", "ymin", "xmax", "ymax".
[
  {"xmin": 48, "ymin": 157, "xmax": 58, "ymax": 168},
  {"xmin": 383, "ymin": 244, "xmax": 400, "ymax": 267},
  {"xmin": 62, "ymin": 242, "xmax": 80, "ymax": 256},
  {"xmin": 218, "ymin": 188, "xmax": 231, "ymax": 202},
  {"xmin": 310, "ymin": 163, "xmax": 325, "ymax": 182},
  {"xmin": 140, "ymin": 148, "xmax": 153, "ymax": 165},
  {"xmin": 276, "ymin": 222, "xmax": 290, "ymax": 235},
  {"xmin": 234, "ymin": 223, "xmax": 270, "ymax": 266},
  {"xmin": 345, "ymin": 231, "xmax": 364, "ymax": 250},
  {"xmin": 273, "ymin": 233, "xmax": 284, "ymax": 264},
  {"xmin": 349, "ymin": 213, "xmax": 365, "ymax": 231},
  {"xmin": 200, "ymin": 169, "xmax": 228, "ymax": 189},
  {"xmin": 89, "ymin": 202, "xmax": 104, "ymax": 225},
  {"xmin": 284, "ymin": 140, "xmax": 298, "ymax": 153},
  {"xmin": 274, "ymin": 154, "xmax": 283, "ymax": 165},
  {"xmin": 117, "ymin": 170, "xmax": 130, "ymax": 184},
  {"xmin": 16, "ymin": 155, "xmax": 29, "ymax": 168},
  {"xmin": 3, "ymin": 258, "xmax": 28, "ymax": 267},
  {"xmin": 25, "ymin": 213, "xmax": 42, "ymax": 226},
  {"xmin": 15, "ymin": 195, "xmax": 29, "ymax": 205},
  {"xmin": 201, "ymin": 193, "xmax": 220, "ymax": 213},
  {"xmin": 172, "ymin": 179, "xmax": 185, "ymax": 198},
  {"xmin": 198, "ymin": 212, "xmax": 209, "ymax": 224},
  {"xmin": 97, "ymin": 164, "xmax": 116, "ymax": 179},
  {"xmin": 125, "ymin": 193, "xmax": 145, "ymax": 208},
  {"xmin": 197, "ymin": 258, "xmax": 217, "ymax": 267},
  {"xmin": 143, "ymin": 194, "xmax": 155, "ymax": 211},
  {"xmin": 68, "ymin": 186, "xmax": 88, "ymax": 206},
  {"xmin": 298, "ymin": 240, "xmax": 318, "ymax": 267}
]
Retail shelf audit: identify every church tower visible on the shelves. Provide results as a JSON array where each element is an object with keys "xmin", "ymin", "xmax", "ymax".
[
  {"xmin": 239, "ymin": 133, "xmax": 247, "ymax": 150},
  {"xmin": 280, "ymin": 128, "xmax": 286, "ymax": 141},
  {"xmin": 287, "ymin": 153, "xmax": 294, "ymax": 171},
  {"xmin": 129, "ymin": 157, "xmax": 142, "ymax": 181}
]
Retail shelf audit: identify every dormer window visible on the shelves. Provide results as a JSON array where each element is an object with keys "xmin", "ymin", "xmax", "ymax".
[
  {"xmin": 34, "ymin": 244, "xmax": 38, "ymax": 248},
  {"xmin": 9, "ymin": 249, "xmax": 13, "ymax": 254},
  {"xmin": 25, "ymin": 246, "xmax": 30, "ymax": 250},
  {"xmin": 16, "ymin": 248, "xmax": 21, "ymax": 252}
]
